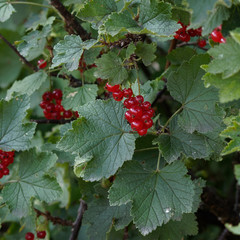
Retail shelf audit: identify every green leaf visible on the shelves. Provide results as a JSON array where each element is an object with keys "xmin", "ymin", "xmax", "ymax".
[
  {"xmin": 138, "ymin": 1, "xmax": 179, "ymax": 37},
  {"xmin": 83, "ymin": 194, "xmax": 132, "ymax": 240},
  {"xmin": 202, "ymin": 3, "xmax": 230, "ymax": 36},
  {"xmin": 0, "ymin": 1, "xmax": 15, "ymax": 22},
  {"xmin": 94, "ymin": 52, "xmax": 128, "ymax": 84},
  {"xmin": 234, "ymin": 164, "xmax": 240, "ymax": 185},
  {"xmin": 6, "ymin": 71, "xmax": 48, "ymax": 99},
  {"xmin": 167, "ymin": 47, "xmax": 196, "ymax": 65},
  {"xmin": 205, "ymin": 38, "xmax": 240, "ymax": 79},
  {"xmin": 126, "ymin": 42, "xmax": 136, "ymax": 59},
  {"xmin": 225, "ymin": 223, "xmax": 240, "ymax": 236},
  {"xmin": 187, "ymin": 0, "xmax": 217, "ymax": 28},
  {"xmin": 202, "ymin": 72, "xmax": 240, "ymax": 103},
  {"xmin": 172, "ymin": 6, "xmax": 191, "ymax": 26},
  {"xmin": 0, "ymin": 95, "xmax": 36, "ymax": 151},
  {"xmin": 2, "ymin": 148, "xmax": 62, "ymax": 218},
  {"xmin": 230, "ymin": 27, "xmax": 240, "ymax": 45},
  {"xmin": 221, "ymin": 116, "xmax": 240, "ymax": 155},
  {"xmin": 109, "ymin": 161, "xmax": 195, "ymax": 235},
  {"xmin": 51, "ymin": 35, "xmax": 97, "ymax": 71},
  {"xmin": 135, "ymin": 42, "xmax": 156, "ymax": 66},
  {"xmin": 154, "ymin": 117, "xmax": 208, "ymax": 163},
  {"xmin": 77, "ymin": 0, "xmax": 117, "ymax": 28},
  {"xmin": 17, "ymin": 25, "xmax": 51, "ymax": 61},
  {"xmin": 144, "ymin": 213, "xmax": 198, "ymax": 240},
  {"xmin": 168, "ymin": 54, "xmax": 223, "ymax": 134},
  {"xmin": 57, "ymin": 99, "xmax": 136, "ymax": 181},
  {"xmin": 62, "ymin": 84, "xmax": 98, "ymax": 111}
]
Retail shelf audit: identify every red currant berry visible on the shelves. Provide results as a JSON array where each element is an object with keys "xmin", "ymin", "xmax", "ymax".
[
  {"xmin": 143, "ymin": 118, "xmax": 153, "ymax": 129},
  {"xmin": 37, "ymin": 231, "xmax": 46, "ymax": 239},
  {"xmin": 52, "ymin": 89, "xmax": 62, "ymax": 100},
  {"xmin": 129, "ymin": 106, "xmax": 143, "ymax": 118},
  {"xmin": 38, "ymin": 59, "xmax": 47, "ymax": 69},
  {"xmin": 2, "ymin": 168, "xmax": 9, "ymax": 176},
  {"xmin": 123, "ymin": 88, "xmax": 133, "ymax": 98},
  {"xmin": 63, "ymin": 110, "xmax": 73, "ymax": 119},
  {"xmin": 135, "ymin": 95, "xmax": 144, "ymax": 105},
  {"xmin": 123, "ymin": 99, "xmax": 131, "ymax": 109},
  {"xmin": 127, "ymin": 97, "xmax": 138, "ymax": 107},
  {"xmin": 43, "ymin": 110, "xmax": 52, "ymax": 119},
  {"xmin": 112, "ymin": 90, "xmax": 124, "ymax": 101},
  {"xmin": 197, "ymin": 39, "xmax": 206, "ymax": 48},
  {"xmin": 125, "ymin": 111, "xmax": 134, "ymax": 123},
  {"xmin": 141, "ymin": 101, "xmax": 151, "ymax": 111},
  {"xmin": 105, "ymin": 83, "xmax": 120, "ymax": 93},
  {"xmin": 42, "ymin": 91, "xmax": 53, "ymax": 102},
  {"xmin": 211, "ymin": 30, "xmax": 223, "ymax": 43},
  {"xmin": 195, "ymin": 27, "xmax": 202, "ymax": 36},
  {"xmin": 74, "ymin": 111, "xmax": 79, "ymax": 118},
  {"xmin": 0, "ymin": 171, "xmax": 3, "ymax": 179},
  {"xmin": 187, "ymin": 29, "xmax": 197, "ymax": 37},
  {"xmin": 131, "ymin": 120, "xmax": 144, "ymax": 131},
  {"xmin": 179, "ymin": 33, "xmax": 190, "ymax": 42},
  {"xmin": 138, "ymin": 128, "xmax": 148, "ymax": 136},
  {"xmin": 146, "ymin": 108, "xmax": 155, "ymax": 118},
  {"xmin": 56, "ymin": 99, "xmax": 62, "ymax": 105},
  {"xmin": 55, "ymin": 104, "xmax": 64, "ymax": 112},
  {"xmin": 45, "ymin": 102, "xmax": 55, "ymax": 112},
  {"xmin": 220, "ymin": 37, "xmax": 226, "ymax": 43},
  {"xmin": 25, "ymin": 232, "xmax": 35, "ymax": 240}
]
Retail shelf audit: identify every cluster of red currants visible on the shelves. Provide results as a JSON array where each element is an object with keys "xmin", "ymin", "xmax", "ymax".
[
  {"xmin": 40, "ymin": 89, "xmax": 78, "ymax": 120},
  {"xmin": 174, "ymin": 21, "xmax": 206, "ymax": 48},
  {"xmin": 25, "ymin": 231, "xmax": 46, "ymax": 240},
  {"xmin": 210, "ymin": 25, "xmax": 226, "ymax": 43},
  {"xmin": 105, "ymin": 83, "xmax": 154, "ymax": 136},
  {"xmin": 0, "ymin": 150, "xmax": 14, "ymax": 179}
]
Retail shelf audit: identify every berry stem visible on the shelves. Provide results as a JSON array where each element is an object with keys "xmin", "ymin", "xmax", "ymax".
[
  {"xmin": 30, "ymin": 118, "xmax": 75, "ymax": 124},
  {"xmin": 176, "ymin": 41, "xmax": 208, "ymax": 51},
  {"xmin": 160, "ymin": 106, "xmax": 183, "ymax": 133},
  {"xmin": 0, "ymin": 33, "xmax": 38, "ymax": 72},
  {"xmin": 134, "ymin": 147, "xmax": 159, "ymax": 152}
]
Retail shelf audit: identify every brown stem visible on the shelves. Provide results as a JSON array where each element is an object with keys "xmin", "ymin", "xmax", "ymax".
[
  {"xmin": 69, "ymin": 200, "xmax": 87, "ymax": 240},
  {"xmin": 176, "ymin": 41, "xmax": 208, "ymax": 51},
  {"xmin": 0, "ymin": 33, "xmax": 38, "ymax": 72},
  {"xmin": 30, "ymin": 118, "xmax": 75, "ymax": 124},
  {"xmin": 123, "ymin": 226, "xmax": 129, "ymax": 240},
  {"xmin": 34, "ymin": 208, "xmax": 73, "ymax": 226},
  {"xmin": 50, "ymin": 0, "xmax": 90, "ymax": 40}
]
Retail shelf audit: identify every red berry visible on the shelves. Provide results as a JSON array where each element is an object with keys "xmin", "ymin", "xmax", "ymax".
[
  {"xmin": 141, "ymin": 101, "xmax": 151, "ymax": 111},
  {"xmin": 125, "ymin": 111, "xmax": 134, "ymax": 123},
  {"xmin": 127, "ymin": 97, "xmax": 137, "ymax": 107},
  {"xmin": 63, "ymin": 110, "xmax": 73, "ymax": 119},
  {"xmin": 138, "ymin": 128, "xmax": 148, "ymax": 136},
  {"xmin": 187, "ymin": 29, "xmax": 197, "ymax": 37},
  {"xmin": 123, "ymin": 99, "xmax": 131, "ymax": 109},
  {"xmin": 135, "ymin": 95, "xmax": 144, "ymax": 105},
  {"xmin": 0, "ymin": 171, "xmax": 3, "ymax": 179},
  {"xmin": 112, "ymin": 90, "xmax": 124, "ymax": 101},
  {"xmin": 143, "ymin": 118, "xmax": 153, "ymax": 129},
  {"xmin": 220, "ymin": 37, "xmax": 226, "ymax": 43},
  {"xmin": 2, "ymin": 168, "xmax": 9, "ymax": 176},
  {"xmin": 197, "ymin": 39, "xmax": 206, "ymax": 48},
  {"xmin": 37, "ymin": 231, "xmax": 46, "ymax": 239},
  {"xmin": 55, "ymin": 104, "xmax": 64, "ymax": 112},
  {"xmin": 195, "ymin": 27, "xmax": 202, "ymax": 36},
  {"xmin": 123, "ymin": 88, "xmax": 133, "ymax": 98},
  {"xmin": 211, "ymin": 30, "xmax": 223, "ymax": 43},
  {"xmin": 129, "ymin": 106, "xmax": 143, "ymax": 118},
  {"xmin": 45, "ymin": 103, "xmax": 55, "ymax": 112},
  {"xmin": 52, "ymin": 89, "xmax": 62, "ymax": 100},
  {"xmin": 131, "ymin": 120, "xmax": 144, "ymax": 131},
  {"xmin": 105, "ymin": 83, "xmax": 120, "ymax": 92},
  {"xmin": 74, "ymin": 111, "xmax": 79, "ymax": 118},
  {"xmin": 39, "ymin": 101, "xmax": 48, "ymax": 109},
  {"xmin": 56, "ymin": 99, "xmax": 62, "ymax": 105},
  {"xmin": 25, "ymin": 232, "xmax": 35, "ymax": 240},
  {"xmin": 38, "ymin": 59, "xmax": 47, "ymax": 69},
  {"xmin": 43, "ymin": 110, "xmax": 52, "ymax": 119},
  {"xmin": 42, "ymin": 91, "xmax": 53, "ymax": 102},
  {"xmin": 146, "ymin": 108, "xmax": 155, "ymax": 118}
]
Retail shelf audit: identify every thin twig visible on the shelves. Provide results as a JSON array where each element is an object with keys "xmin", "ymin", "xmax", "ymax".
[
  {"xmin": 30, "ymin": 118, "xmax": 75, "ymax": 124},
  {"xmin": 176, "ymin": 41, "xmax": 208, "ymax": 51},
  {"xmin": 50, "ymin": 0, "xmax": 90, "ymax": 40},
  {"xmin": 34, "ymin": 208, "xmax": 73, "ymax": 226},
  {"xmin": 69, "ymin": 200, "xmax": 88, "ymax": 240},
  {"xmin": 218, "ymin": 228, "xmax": 229, "ymax": 240},
  {"xmin": 123, "ymin": 226, "xmax": 128, "ymax": 240},
  {"xmin": 0, "ymin": 33, "xmax": 38, "ymax": 72},
  {"xmin": 164, "ymin": 38, "xmax": 177, "ymax": 70}
]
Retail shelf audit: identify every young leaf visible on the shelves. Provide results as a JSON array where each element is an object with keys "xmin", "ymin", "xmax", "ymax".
[
  {"xmin": 167, "ymin": 54, "xmax": 223, "ymax": 134},
  {"xmin": 221, "ymin": 116, "xmax": 240, "ymax": 155},
  {"xmin": 0, "ymin": 1, "xmax": 15, "ymax": 22},
  {"xmin": 57, "ymin": 100, "xmax": 136, "ymax": 181},
  {"xmin": 6, "ymin": 71, "xmax": 48, "ymax": 99},
  {"xmin": 203, "ymin": 72, "xmax": 240, "ymax": 103},
  {"xmin": 205, "ymin": 38, "xmax": 240, "ymax": 79},
  {"xmin": 51, "ymin": 35, "xmax": 97, "ymax": 71},
  {"xmin": 2, "ymin": 148, "xmax": 62, "ymax": 218},
  {"xmin": 94, "ymin": 52, "xmax": 128, "ymax": 84},
  {"xmin": 0, "ymin": 95, "xmax": 36, "ymax": 151},
  {"xmin": 62, "ymin": 84, "xmax": 98, "ymax": 111},
  {"xmin": 154, "ymin": 117, "xmax": 208, "ymax": 163},
  {"xmin": 109, "ymin": 161, "xmax": 195, "ymax": 235},
  {"xmin": 77, "ymin": 0, "xmax": 117, "ymax": 28}
]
